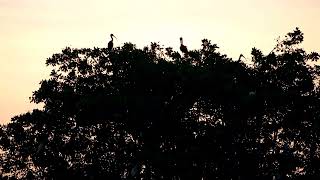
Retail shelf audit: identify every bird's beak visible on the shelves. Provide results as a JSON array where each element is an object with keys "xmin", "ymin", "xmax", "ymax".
[{"xmin": 112, "ymin": 35, "xmax": 117, "ymax": 40}]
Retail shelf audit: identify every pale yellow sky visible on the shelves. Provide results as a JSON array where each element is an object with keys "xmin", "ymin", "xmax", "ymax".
[{"xmin": 1, "ymin": 0, "xmax": 320, "ymax": 123}]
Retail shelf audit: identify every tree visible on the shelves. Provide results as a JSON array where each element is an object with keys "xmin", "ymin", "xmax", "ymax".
[{"xmin": 1, "ymin": 28, "xmax": 320, "ymax": 179}]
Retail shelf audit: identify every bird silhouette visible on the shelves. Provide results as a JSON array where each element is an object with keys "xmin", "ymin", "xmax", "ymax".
[
  {"xmin": 238, "ymin": 54, "xmax": 246, "ymax": 62},
  {"xmin": 108, "ymin": 34, "xmax": 117, "ymax": 51},
  {"xmin": 180, "ymin": 37, "xmax": 188, "ymax": 55}
]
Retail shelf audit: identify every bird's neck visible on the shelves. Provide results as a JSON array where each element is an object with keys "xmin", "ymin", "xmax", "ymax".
[{"xmin": 180, "ymin": 39, "xmax": 183, "ymax": 44}]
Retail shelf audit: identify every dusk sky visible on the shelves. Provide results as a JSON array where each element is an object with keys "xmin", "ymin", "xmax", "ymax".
[{"xmin": 1, "ymin": 0, "xmax": 320, "ymax": 124}]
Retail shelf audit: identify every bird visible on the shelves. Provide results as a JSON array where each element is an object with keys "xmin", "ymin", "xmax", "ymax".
[
  {"xmin": 238, "ymin": 54, "xmax": 245, "ymax": 62},
  {"xmin": 108, "ymin": 34, "xmax": 117, "ymax": 51},
  {"xmin": 180, "ymin": 37, "xmax": 188, "ymax": 55},
  {"xmin": 248, "ymin": 91, "xmax": 256, "ymax": 96}
]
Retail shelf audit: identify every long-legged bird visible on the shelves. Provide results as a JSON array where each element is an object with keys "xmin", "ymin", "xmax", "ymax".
[
  {"xmin": 108, "ymin": 34, "xmax": 117, "ymax": 51},
  {"xmin": 180, "ymin": 37, "xmax": 188, "ymax": 55},
  {"xmin": 238, "ymin": 54, "xmax": 246, "ymax": 62}
]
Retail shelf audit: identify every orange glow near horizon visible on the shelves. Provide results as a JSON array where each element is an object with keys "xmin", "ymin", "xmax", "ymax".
[{"xmin": 1, "ymin": 0, "xmax": 320, "ymax": 123}]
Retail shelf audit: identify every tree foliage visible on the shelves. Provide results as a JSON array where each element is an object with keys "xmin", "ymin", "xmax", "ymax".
[{"xmin": 1, "ymin": 28, "xmax": 320, "ymax": 179}]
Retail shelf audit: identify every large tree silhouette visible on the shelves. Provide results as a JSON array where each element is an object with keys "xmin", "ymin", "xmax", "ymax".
[{"xmin": 1, "ymin": 28, "xmax": 320, "ymax": 179}]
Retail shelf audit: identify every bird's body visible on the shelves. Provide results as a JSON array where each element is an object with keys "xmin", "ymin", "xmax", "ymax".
[
  {"xmin": 108, "ymin": 34, "xmax": 116, "ymax": 51},
  {"xmin": 108, "ymin": 41, "xmax": 113, "ymax": 51},
  {"xmin": 180, "ymin": 37, "xmax": 188, "ymax": 54}
]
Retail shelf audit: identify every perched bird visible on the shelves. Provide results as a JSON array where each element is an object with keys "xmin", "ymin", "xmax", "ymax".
[
  {"xmin": 238, "ymin": 54, "xmax": 245, "ymax": 62},
  {"xmin": 108, "ymin": 34, "xmax": 117, "ymax": 51},
  {"xmin": 180, "ymin": 37, "xmax": 188, "ymax": 54},
  {"xmin": 248, "ymin": 91, "xmax": 256, "ymax": 96}
]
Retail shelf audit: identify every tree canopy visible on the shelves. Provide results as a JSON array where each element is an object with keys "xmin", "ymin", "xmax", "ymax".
[{"xmin": 1, "ymin": 28, "xmax": 320, "ymax": 179}]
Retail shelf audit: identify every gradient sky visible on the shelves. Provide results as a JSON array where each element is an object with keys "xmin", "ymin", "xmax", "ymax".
[{"xmin": 1, "ymin": 0, "xmax": 320, "ymax": 124}]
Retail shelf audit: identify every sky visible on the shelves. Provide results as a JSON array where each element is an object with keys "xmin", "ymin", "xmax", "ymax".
[{"xmin": 0, "ymin": 0, "xmax": 320, "ymax": 124}]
